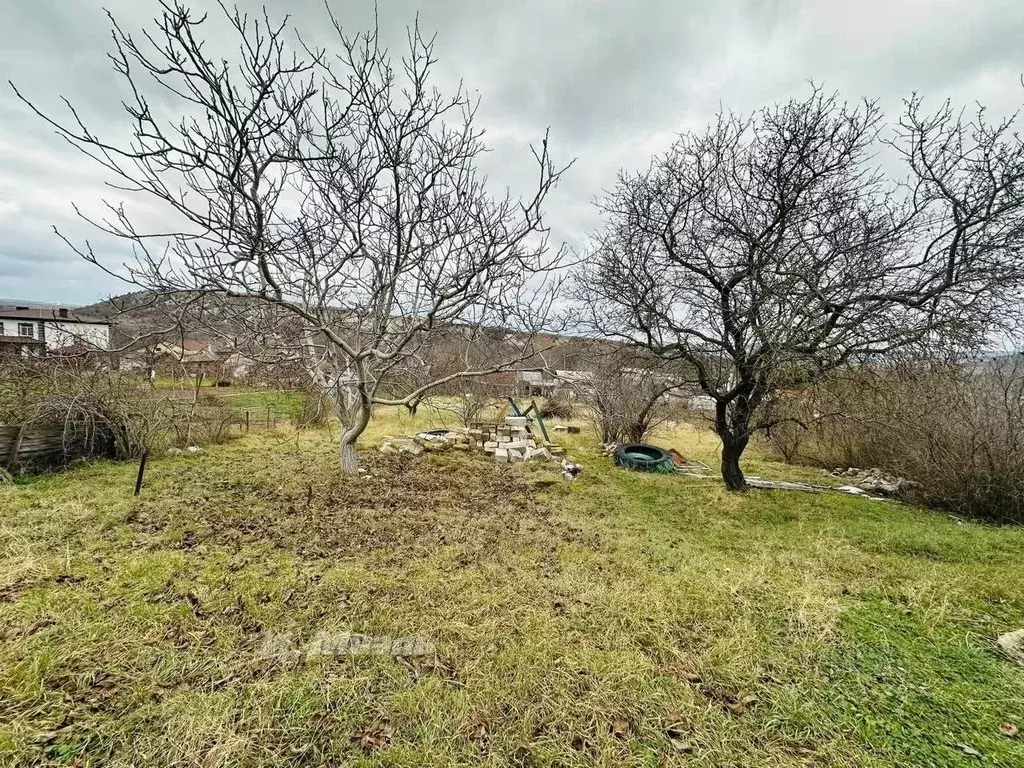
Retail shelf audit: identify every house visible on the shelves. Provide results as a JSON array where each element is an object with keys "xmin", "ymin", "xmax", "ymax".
[{"xmin": 0, "ymin": 306, "xmax": 111, "ymax": 354}]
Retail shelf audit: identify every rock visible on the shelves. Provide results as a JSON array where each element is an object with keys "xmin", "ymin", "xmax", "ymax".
[
  {"xmin": 166, "ymin": 447, "xmax": 183, "ymax": 455},
  {"xmin": 494, "ymin": 448, "xmax": 509, "ymax": 463},
  {"xmin": 185, "ymin": 445, "xmax": 204, "ymax": 454},
  {"xmin": 997, "ymin": 629, "xmax": 1024, "ymax": 665},
  {"xmin": 552, "ymin": 425, "xmax": 568, "ymax": 432},
  {"xmin": 379, "ymin": 436, "xmax": 424, "ymax": 456},
  {"xmin": 831, "ymin": 467, "xmax": 915, "ymax": 498},
  {"xmin": 525, "ymin": 447, "xmax": 553, "ymax": 462},
  {"xmin": 505, "ymin": 416, "xmax": 529, "ymax": 427}
]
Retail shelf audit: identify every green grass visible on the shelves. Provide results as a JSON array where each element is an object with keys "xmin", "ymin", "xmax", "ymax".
[{"xmin": 1, "ymin": 409, "xmax": 1022, "ymax": 767}]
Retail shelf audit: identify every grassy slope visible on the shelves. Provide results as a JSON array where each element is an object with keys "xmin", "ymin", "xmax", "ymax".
[{"xmin": 0, "ymin": 409, "xmax": 1022, "ymax": 767}]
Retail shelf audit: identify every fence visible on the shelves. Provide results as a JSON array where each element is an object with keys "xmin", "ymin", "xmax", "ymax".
[{"xmin": 0, "ymin": 422, "xmax": 116, "ymax": 472}]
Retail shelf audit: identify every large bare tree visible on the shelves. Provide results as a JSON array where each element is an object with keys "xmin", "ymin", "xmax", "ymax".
[
  {"xmin": 576, "ymin": 87, "xmax": 1024, "ymax": 490},
  {"xmin": 12, "ymin": 2, "xmax": 569, "ymax": 475}
]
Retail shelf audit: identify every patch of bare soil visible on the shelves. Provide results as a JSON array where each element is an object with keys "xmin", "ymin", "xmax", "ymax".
[{"xmin": 128, "ymin": 452, "xmax": 593, "ymax": 562}]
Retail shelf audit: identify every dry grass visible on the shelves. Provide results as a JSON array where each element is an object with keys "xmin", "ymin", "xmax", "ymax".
[{"xmin": 0, "ymin": 407, "xmax": 1022, "ymax": 766}]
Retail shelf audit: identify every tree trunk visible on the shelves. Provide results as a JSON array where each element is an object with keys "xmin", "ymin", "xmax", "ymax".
[
  {"xmin": 339, "ymin": 436, "xmax": 359, "ymax": 477},
  {"xmin": 720, "ymin": 437, "xmax": 748, "ymax": 491},
  {"xmin": 715, "ymin": 395, "xmax": 753, "ymax": 492}
]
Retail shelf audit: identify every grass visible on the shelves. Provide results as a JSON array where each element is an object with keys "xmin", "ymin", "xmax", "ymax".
[{"xmin": 1, "ymin": 408, "xmax": 1022, "ymax": 766}]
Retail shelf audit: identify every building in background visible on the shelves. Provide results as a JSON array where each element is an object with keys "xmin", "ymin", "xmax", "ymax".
[{"xmin": 0, "ymin": 305, "xmax": 111, "ymax": 354}]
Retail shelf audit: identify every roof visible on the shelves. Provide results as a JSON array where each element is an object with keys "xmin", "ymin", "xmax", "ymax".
[
  {"xmin": 0, "ymin": 308, "xmax": 110, "ymax": 325},
  {"xmin": 180, "ymin": 338, "xmax": 213, "ymax": 352}
]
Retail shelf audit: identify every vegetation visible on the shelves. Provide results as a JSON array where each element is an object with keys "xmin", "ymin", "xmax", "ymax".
[
  {"xmin": 14, "ymin": 2, "xmax": 568, "ymax": 477},
  {"xmin": 763, "ymin": 357, "xmax": 1024, "ymax": 524},
  {"xmin": 576, "ymin": 87, "xmax": 1024, "ymax": 490},
  {"xmin": 1, "ymin": 409, "xmax": 1022, "ymax": 767}
]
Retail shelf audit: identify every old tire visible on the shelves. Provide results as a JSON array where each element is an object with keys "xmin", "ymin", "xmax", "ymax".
[{"xmin": 613, "ymin": 443, "xmax": 675, "ymax": 473}]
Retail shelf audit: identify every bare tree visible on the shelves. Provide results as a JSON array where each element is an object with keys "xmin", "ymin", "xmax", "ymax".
[
  {"xmin": 576, "ymin": 86, "xmax": 1024, "ymax": 490},
  {"xmin": 13, "ymin": 3, "xmax": 569, "ymax": 475}
]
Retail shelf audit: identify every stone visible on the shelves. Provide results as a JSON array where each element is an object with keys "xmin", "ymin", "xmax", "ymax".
[
  {"xmin": 505, "ymin": 416, "xmax": 529, "ymax": 427},
  {"xmin": 997, "ymin": 629, "xmax": 1024, "ymax": 665},
  {"xmin": 483, "ymin": 441, "xmax": 498, "ymax": 449},
  {"xmin": 525, "ymin": 447, "xmax": 553, "ymax": 462},
  {"xmin": 379, "ymin": 437, "xmax": 425, "ymax": 456},
  {"xmin": 506, "ymin": 440, "xmax": 529, "ymax": 451},
  {"xmin": 552, "ymin": 424, "xmax": 568, "ymax": 432},
  {"xmin": 497, "ymin": 435, "xmax": 510, "ymax": 443},
  {"xmin": 185, "ymin": 445, "xmax": 204, "ymax": 454},
  {"xmin": 494, "ymin": 448, "xmax": 509, "ymax": 463}
]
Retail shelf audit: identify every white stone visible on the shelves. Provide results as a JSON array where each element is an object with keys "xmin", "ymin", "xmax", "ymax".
[
  {"xmin": 504, "ymin": 416, "xmax": 529, "ymax": 427},
  {"xmin": 494, "ymin": 448, "xmax": 509, "ymax": 463},
  {"xmin": 997, "ymin": 629, "xmax": 1024, "ymax": 665}
]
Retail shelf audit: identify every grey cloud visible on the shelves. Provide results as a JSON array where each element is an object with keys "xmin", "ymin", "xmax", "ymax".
[{"xmin": 1, "ymin": 0, "xmax": 1023, "ymax": 304}]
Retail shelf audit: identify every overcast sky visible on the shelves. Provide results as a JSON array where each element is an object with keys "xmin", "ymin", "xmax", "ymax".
[{"xmin": 2, "ymin": 0, "xmax": 1024, "ymax": 305}]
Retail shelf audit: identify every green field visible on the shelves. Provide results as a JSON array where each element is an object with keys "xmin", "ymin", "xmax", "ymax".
[{"xmin": 1, "ymin": 409, "xmax": 1022, "ymax": 766}]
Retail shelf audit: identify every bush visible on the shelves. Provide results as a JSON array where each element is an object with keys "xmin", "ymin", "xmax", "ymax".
[
  {"xmin": 765, "ymin": 359, "xmax": 1024, "ymax": 524},
  {"xmin": 538, "ymin": 397, "xmax": 573, "ymax": 420},
  {"xmin": 295, "ymin": 389, "xmax": 331, "ymax": 428},
  {"xmin": 583, "ymin": 353, "xmax": 684, "ymax": 445},
  {"xmin": 0, "ymin": 355, "xmax": 171, "ymax": 468}
]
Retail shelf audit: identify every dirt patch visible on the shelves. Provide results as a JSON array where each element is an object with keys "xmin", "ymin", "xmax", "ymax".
[{"xmin": 129, "ymin": 451, "xmax": 586, "ymax": 563}]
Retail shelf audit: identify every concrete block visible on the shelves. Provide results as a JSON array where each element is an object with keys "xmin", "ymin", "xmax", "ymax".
[
  {"xmin": 505, "ymin": 416, "xmax": 529, "ymax": 427},
  {"xmin": 494, "ymin": 448, "xmax": 509, "ymax": 463}
]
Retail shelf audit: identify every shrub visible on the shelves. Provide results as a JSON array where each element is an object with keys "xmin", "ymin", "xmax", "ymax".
[
  {"xmin": 538, "ymin": 397, "xmax": 573, "ymax": 420},
  {"xmin": 765, "ymin": 359, "xmax": 1024, "ymax": 524},
  {"xmin": 295, "ymin": 389, "xmax": 332, "ymax": 428}
]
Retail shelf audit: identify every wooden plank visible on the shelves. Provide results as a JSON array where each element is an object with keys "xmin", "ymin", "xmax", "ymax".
[{"xmin": 5, "ymin": 424, "xmax": 25, "ymax": 469}]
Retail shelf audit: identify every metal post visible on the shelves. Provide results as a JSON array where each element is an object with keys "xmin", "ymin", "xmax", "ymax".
[
  {"xmin": 530, "ymin": 400, "xmax": 551, "ymax": 443},
  {"xmin": 245, "ymin": 410, "xmax": 250, "ymax": 432},
  {"xmin": 134, "ymin": 450, "xmax": 149, "ymax": 496}
]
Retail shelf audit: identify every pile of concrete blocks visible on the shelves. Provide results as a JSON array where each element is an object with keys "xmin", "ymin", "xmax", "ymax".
[
  {"xmin": 380, "ymin": 417, "xmax": 578, "ymax": 474},
  {"xmin": 467, "ymin": 416, "xmax": 567, "ymax": 463}
]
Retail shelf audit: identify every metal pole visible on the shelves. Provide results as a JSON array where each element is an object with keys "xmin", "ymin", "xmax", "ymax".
[{"xmin": 134, "ymin": 450, "xmax": 149, "ymax": 496}]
